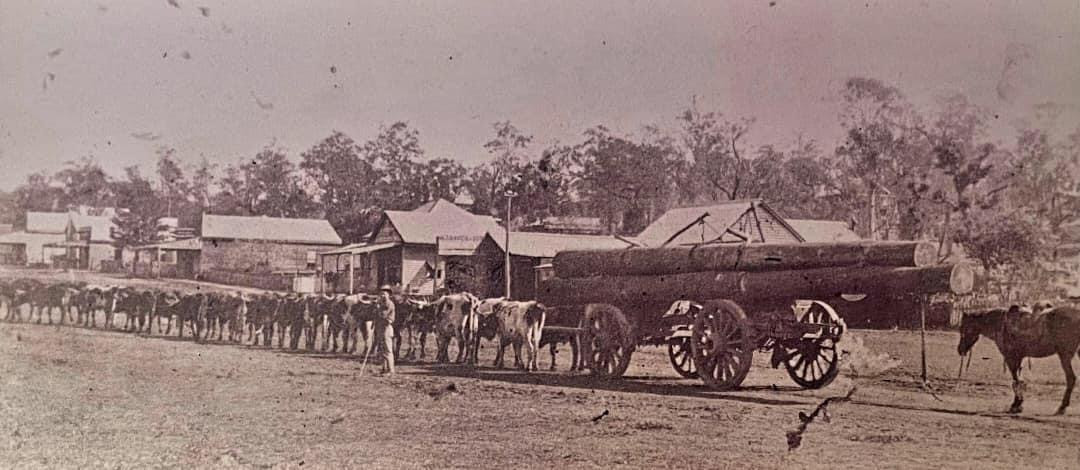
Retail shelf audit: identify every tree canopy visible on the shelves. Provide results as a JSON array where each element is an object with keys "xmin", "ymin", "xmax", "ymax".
[{"xmin": 3, "ymin": 77, "xmax": 1076, "ymax": 289}]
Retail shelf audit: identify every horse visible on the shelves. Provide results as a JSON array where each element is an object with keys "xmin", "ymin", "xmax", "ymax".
[{"xmin": 957, "ymin": 303, "xmax": 1080, "ymax": 415}]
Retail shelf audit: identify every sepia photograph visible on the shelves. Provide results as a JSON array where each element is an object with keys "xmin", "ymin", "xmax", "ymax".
[{"xmin": 1, "ymin": 1, "xmax": 1078, "ymax": 468}]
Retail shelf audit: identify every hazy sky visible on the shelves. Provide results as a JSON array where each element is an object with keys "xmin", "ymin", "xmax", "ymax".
[{"xmin": 1, "ymin": 1, "xmax": 1078, "ymax": 190}]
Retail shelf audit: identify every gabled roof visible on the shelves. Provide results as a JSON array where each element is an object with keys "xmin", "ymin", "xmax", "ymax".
[
  {"xmin": 377, "ymin": 199, "xmax": 501, "ymax": 246},
  {"xmin": 787, "ymin": 219, "xmax": 861, "ymax": 243},
  {"xmin": 26, "ymin": 212, "xmax": 72, "ymax": 233},
  {"xmin": 73, "ymin": 214, "xmax": 117, "ymax": 243},
  {"xmin": 202, "ymin": 214, "xmax": 342, "ymax": 245},
  {"xmin": 411, "ymin": 198, "xmax": 465, "ymax": 214},
  {"xmin": 26, "ymin": 211, "xmax": 116, "ymax": 242},
  {"xmin": 632, "ymin": 199, "xmax": 802, "ymax": 247},
  {"xmin": 488, "ymin": 231, "xmax": 632, "ymax": 258}
]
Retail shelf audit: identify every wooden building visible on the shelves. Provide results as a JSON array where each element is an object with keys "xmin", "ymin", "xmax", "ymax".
[
  {"xmin": 200, "ymin": 214, "xmax": 341, "ymax": 290},
  {"xmin": 318, "ymin": 199, "xmax": 500, "ymax": 294},
  {"xmin": 0, "ymin": 210, "xmax": 118, "ymax": 269},
  {"xmin": 132, "ymin": 237, "xmax": 202, "ymax": 279}
]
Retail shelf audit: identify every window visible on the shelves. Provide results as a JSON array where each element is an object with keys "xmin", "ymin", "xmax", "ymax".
[{"xmin": 159, "ymin": 250, "xmax": 176, "ymax": 264}]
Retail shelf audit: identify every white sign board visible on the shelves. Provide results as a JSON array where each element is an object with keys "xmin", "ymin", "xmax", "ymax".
[{"xmin": 437, "ymin": 235, "xmax": 486, "ymax": 256}]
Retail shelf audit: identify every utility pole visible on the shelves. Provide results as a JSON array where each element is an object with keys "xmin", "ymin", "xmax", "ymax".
[{"xmin": 504, "ymin": 191, "xmax": 517, "ymax": 299}]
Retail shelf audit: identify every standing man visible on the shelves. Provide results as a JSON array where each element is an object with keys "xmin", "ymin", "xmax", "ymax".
[{"xmin": 376, "ymin": 285, "xmax": 396, "ymax": 375}]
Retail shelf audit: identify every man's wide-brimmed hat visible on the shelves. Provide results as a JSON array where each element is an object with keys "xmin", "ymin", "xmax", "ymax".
[{"xmin": 379, "ymin": 285, "xmax": 393, "ymax": 293}]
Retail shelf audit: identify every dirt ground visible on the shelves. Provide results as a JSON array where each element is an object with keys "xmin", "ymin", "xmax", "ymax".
[{"xmin": 1, "ymin": 269, "xmax": 1079, "ymax": 469}]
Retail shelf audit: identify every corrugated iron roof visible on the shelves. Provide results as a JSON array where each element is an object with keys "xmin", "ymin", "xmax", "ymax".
[
  {"xmin": 25, "ymin": 211, "xmax": 116, "ymax": 242},
  {"xmin": 202, "ymin": 214, "xmax": 342, "ymax": 245},
  {"xmin": 380, "ymin": 199, "xmax": 502, "ymax": 246},
  {"xmin": 26, "ymin": 212, "xmax": 72, "ymax": 233},
  {"xmin": 410, "ymin": 198, "xmax": 465, "ymax": 214},
  {"xmin": 632, "ymin": 200, "xmax": 753, "ymax": 247},
  {"xmin": 489, "ymin": 231, "xmax": 632, "ymax": 258},
  {"xmin": 787, "ymin": 219, "xmax": 862, "ymax": 242}
]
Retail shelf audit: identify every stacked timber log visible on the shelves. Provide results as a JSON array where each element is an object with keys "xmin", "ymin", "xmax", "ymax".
[{"xmin": 537, "ymin": 241, "xmax": 973, "ymax": 307}]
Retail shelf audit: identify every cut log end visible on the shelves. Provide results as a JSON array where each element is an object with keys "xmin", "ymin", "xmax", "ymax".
[
  {"xmin": 912, "ymin": 242, "xmax": 939, "ymax": 268},
  {"xmin": 949, "ymin": 263, "xmax": 974, "ymax": 295}
]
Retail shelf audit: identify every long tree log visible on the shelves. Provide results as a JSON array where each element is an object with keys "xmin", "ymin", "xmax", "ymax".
[
  {"xmin": 552, "ymin": 241, "xmax": 939, "ymax": 279},
  {"xmin": 537, "ymin": 264, "xmax": 974, "ymax": 307}
]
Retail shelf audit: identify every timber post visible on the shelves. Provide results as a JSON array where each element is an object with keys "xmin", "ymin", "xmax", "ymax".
[{"xmin": 919, "ymin": 295, "xmax": 928, "ymax": 383}]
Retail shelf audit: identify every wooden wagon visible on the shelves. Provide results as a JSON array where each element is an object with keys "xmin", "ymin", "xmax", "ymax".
[{"xmin": 536, "ymin": 241, "xmax": 973, "ymax": 390}]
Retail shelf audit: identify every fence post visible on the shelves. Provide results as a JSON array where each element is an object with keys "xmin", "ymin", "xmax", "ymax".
[{"xmin": 920, "ymin": 296, "xmax": 928, "ymax": 383}]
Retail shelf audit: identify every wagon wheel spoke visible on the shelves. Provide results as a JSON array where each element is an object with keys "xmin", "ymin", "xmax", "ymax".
[
  {"xmin": 691, "ymin": 300, "xmax": 753, "ymax": 391},
  {"xmin": 784, "ymin": 302, "xmax": 845, "ymax": 389},
  {"xmin": 582, "ymin": 305, "xmax": 634, "ymax": 379}
]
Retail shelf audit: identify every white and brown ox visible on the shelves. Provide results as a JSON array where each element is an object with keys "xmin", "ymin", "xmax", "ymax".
[
  {"xmin": 489, "ymin": 300, "xmax": 547, "ymax": 371},
  {"xmin": 433, "ymin": 293, "xmax": 481, "ymax": 364}
]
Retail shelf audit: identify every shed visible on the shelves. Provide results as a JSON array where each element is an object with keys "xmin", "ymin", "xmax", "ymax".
[
  {"xmin": 132, "ymin": 237, "xmax": 202, "ymax": 279},
  {"xmin": 631, "ymin": 199, "xmax": 803, "ymax": 248}
]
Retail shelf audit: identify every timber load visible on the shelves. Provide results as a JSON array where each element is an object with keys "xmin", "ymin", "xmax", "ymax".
[
  {"xmin": 537, "ymin": 264, "xmax": 973, "ymax": 306},
  {"xmin": 552, "ymin": 241, "xmax": 939, "ymax": 278},
  {"xmin": 538, "ymin": 241, "xmax": 972, "ymax": 308}
]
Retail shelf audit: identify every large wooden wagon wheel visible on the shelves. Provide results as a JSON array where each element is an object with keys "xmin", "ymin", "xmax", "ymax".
[
  {"xmin": 580, "ymin": 303, "xmax": 635, "ymax": 378},
  {"xmin": 667, "ymin": 336, "xmax": 697, "ymax": 378},
  {"xmin": 691, "ymin": 300, "xmax": 754, "ymax": 391},
  {"xmin": 783, "ymin": 301, "xmax": 846, "ymax": 389}
]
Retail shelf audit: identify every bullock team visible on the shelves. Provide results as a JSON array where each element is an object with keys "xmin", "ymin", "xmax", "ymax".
[{"xmin": 0, "ymin": 278, "xmax": 578, "ymax": 372}]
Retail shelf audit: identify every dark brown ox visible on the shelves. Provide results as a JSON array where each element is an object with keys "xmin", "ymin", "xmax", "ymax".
[
  {"xmin": 319, "ymin": 294, "xmax": 357, "ymax": 354},
  {"xmin": 203, "ymin": 292, "xmax": 247, "ymax": 343},
  {"xmin": 343, "ymin": 293, "xmax": 380, "ymax": 356},
  {"xmin": 490, "ymin": 300, "xmax": 547, "ymax": 371},
  {"xmin": 537, "ymin": 305, "xmax": 582, "ymax": 371},
  {"xmin": 151, "ymin": 291, "xmax": 206, "ymax": 339},
  {"xmin": 115, "ymin": 287, "xmax": 156, "ymax": 333},
  {"xmin": 246, "ymin": 294, "xmax": 281, "ymax": 347},
  {"xmin": 275, "ymin": 294, "xmax": 309, "ymax": 350},
  {"xmin": 396, "ymin": 297, "xmax": 437, "ymax": 361},
  {"xmin": 958, "ymin": 302, "xmax": 1080, "ymax": 415},
  {"xmin": 73, "ymin": 285, "xmax": 119, "ymax": 329},
  {"xmin": 0, "ymin": 278, "xmax": 37, "ymax": 322},
  {"xmin": 28, "ymin": 282, "xmax": 79, "ymax": 325}
]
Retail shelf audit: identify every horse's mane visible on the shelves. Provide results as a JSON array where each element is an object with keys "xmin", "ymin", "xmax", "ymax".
[{"xmin": 963, "ymin": 307, "xmax": 1006, "ymax": 325}]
